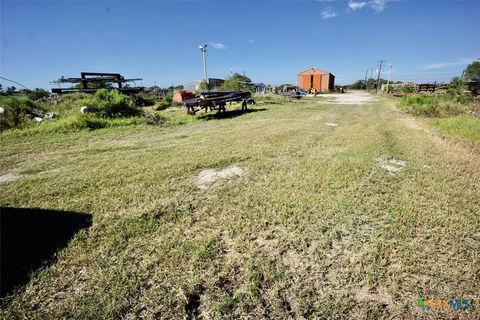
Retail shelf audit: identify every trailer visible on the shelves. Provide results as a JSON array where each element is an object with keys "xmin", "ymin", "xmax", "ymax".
[{"xmin": 183, "ymin": 91, "xmax": 255, "ymax": 115}]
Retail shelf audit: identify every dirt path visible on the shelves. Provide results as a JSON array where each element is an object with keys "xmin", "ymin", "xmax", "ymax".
[{"xmin": 322, "ymin": 90, "xmax": 380, "ymax": 105}]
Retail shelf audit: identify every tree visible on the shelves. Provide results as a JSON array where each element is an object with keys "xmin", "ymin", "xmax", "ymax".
[
  {"xmin": 24, "ymin": 88, "xmax": 50, "ymax": 101},
  {"xmin": 350, "ymin": 80, "xmax": 366, "ymax": 90},
  {"xmin": 6, "ymin": 86, "xmax": 16, "ymax": 95},
  {"xmin": 464, "ymin": 61, "xmax": 480, "ymax": 81},
  {"xmin": 348, "ymin": 78, "xmax": 388, "ymax": 90},
  {"xmin": 220, "ymin": 73, "xmax": 252, "ymax": 91},
  {"xmin": 73, "ymin": 81, "xmax": 113, "ymax": 89},
  {"xmin": 198, "ymin": 80, "xmax": 209, "ymax": 91}
]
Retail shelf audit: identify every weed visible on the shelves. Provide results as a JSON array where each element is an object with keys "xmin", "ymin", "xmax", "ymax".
[
  {"xmin": 0, "ymin": 96, "xmax": 45, "ymax": 130},
  {"xmin": 77, "ymin": 89, "xmax": 141, "ymax": 118}
]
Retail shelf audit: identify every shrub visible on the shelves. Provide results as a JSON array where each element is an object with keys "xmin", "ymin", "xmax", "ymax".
[
  {"xmin": 153, "ymin": 96, "xmax": 175, "ymax": 111},
  {"xmin": 133, "ymin": 94, "xmax": 156, "ymax": 107},
  {"xmin": 401, "ymin": 86, "xmax": 414, "ymax": 93},
  {"xmin": 454, "ymin": 94, "xmax": 473, "ymax": 105},
  {"xmin": 399, "ymin": 95, "xmax": 441, "ymax": 116},
  {"xmin": 0, "ymin": 96, "xmax": 45, "ymax": 130},
  {"xmin": 143, "ymin": 112, "xmax": 167, "ymax": 125},
  {"xmin": 398, "ymin": 94, "xmax": 475, "ymax": 117},
  {"xmin": 163, "ymin": 96, "xmax": 173, "ymax": 104},
  {"xmin": 26, "ymin": 88, "xmax": 50, "ymax": 101},
  {"xmin": 447, "ymin": 77, "xmax": 465, "ymax": 95},
  {"xmin": 78, "ymin": 89, "xmax": 141, "ymax": 118},
  {"xmin": 154, "ymin": 101, "xmax": 172, "ymax": 111}
]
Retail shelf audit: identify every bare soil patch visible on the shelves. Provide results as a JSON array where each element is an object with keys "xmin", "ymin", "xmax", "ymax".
[
  {"xmin": 0, "ymin": 173, "xmax": 22, "ymax": 184},
  {"xmin": 195, "ymin": 165, "xmax": 245, "ymax": 189},
  {"xmin": 375, "ymin": 155, "xmax": 407, "ymax": 175},
  {"xmin": 322, "ymin": 91, "xmax": 379, "ymax": 105}
]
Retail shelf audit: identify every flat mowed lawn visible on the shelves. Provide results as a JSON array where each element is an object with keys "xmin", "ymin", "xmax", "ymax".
[{"xmin": 1, "ymin": 93, "xmax": 479, "ymax": 319}]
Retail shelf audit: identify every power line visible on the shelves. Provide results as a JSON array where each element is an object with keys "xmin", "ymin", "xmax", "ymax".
[{"xmin": 0, "ymin": 76, "xmax": 29, "ymax": 89}]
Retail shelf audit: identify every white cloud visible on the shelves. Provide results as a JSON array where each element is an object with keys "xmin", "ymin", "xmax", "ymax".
[
  {"xmin": 346, "ymin": 0, "xmax": 387, "ymax": 12},
  {"xmin": 423, "ymin": 58, "xmax": 475, "ymax": 70},
  {"xmin": 370, "ymin": 0, "xmax": 386, "ymax": 12},
  {"xmin": 247, "ymin": 39, "xmax": 255, "ymax": 44},
  {"xmin": 209, "ymin": 42, "xmax": 227, "ymax": 50},
  {"xmin": 321, "ymin": 7, "xmax": 337, "ymax": 19},
  {"xmin": 348, "ymin": 1, "xmax": 366, "ymax": 10}
]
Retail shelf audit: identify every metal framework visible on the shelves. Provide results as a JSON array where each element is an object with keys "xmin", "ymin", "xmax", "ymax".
[{"xmin": 50, "ymin": 72, "xmax": 144, "ymax": 95}]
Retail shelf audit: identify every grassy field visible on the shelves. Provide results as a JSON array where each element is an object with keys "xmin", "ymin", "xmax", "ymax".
[
  {"xmin": 1, "ymin": 92, "xmax": 479, "ymax": 319},
  {"xmin": 429, "ymin": 116, "xmax": 480, "ymax": 144}
]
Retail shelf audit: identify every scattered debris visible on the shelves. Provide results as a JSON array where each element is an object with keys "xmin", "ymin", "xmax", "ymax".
[
  {"xmin": 44, "ymin": 112, "xmax": 59, "ymax": 119},
  {"xmin": 33, "ymin": 117, "xmax": 43, "ymax": 123},
  {"xmin": 195, "ymin": 165, "xmax": 245, "ymax": 189},
  {"xmin": 80, "ymin": 106, "xmax": 89, "ymax": 114},
  {"xmin": 325, "ymin": 122, "xmax": 339, "ymax": 127},
  {"xmin": 0, "ymin": 107, "xmax": 4, "ymax": 114},
  {"xmin": 375, "ymin": 156, "xmax": 407, "ymax": 175}
]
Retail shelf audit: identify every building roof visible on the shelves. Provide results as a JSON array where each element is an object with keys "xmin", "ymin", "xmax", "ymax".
[{"xmin": 297, "ymin": 67, "xmax": 332, "ymax": 76}]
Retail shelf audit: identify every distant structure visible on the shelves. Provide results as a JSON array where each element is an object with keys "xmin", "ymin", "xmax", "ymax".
[
  {"xmin": 297, "ymin": 67, "xmax": 335, "ymax": 92},
  {"xmin": 50, "ymin": 72, "xmax": 144, "ymax": 95},
  {"xmin": 208, "ymin": 78, "xmax": 225, "ymax": 88},
  {"xmin": 184, "ymin": 80, "xmax": 202, "ymax": 92},
  {"xmin": 243, "ymin": 82, "xmax": 267, "ymax": 94}
]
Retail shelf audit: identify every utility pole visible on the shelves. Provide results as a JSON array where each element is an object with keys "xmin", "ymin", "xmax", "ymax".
[
  {"xmin": 199, "ymin": 44, "xmax": 208, "ymax": 86},
  {"xmin": 364, "ymin": 69, "xmax": 369, "ymax": 91},
  {"xmin": 367, "ymin": 68, "xmax": 374, "ymax": 91},
  {"xmin": 376, "ymin": 60, "xmax": 386, "ymax": 94},
  {"xmin": 369, "ymin": 68, "xmax": 374, "ymax": 91},
  {"xmin": 386, "ymin": 64, "xmax": 392, "ymax": 93}
]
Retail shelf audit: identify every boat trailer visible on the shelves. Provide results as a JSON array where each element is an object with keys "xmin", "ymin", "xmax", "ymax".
[{"xmin": 182, "ymin": 91, "xmax": 255, "ymax": 115}]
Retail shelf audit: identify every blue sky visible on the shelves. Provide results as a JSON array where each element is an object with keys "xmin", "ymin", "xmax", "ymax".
[{"xmin": 1, "ymin": 0, "xmax": 479, "ymax": 89}]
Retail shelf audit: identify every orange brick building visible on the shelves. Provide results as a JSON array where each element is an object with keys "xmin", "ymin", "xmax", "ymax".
[{"xmin": 297, "ymin": 67, "xmax": 335, "ymax": 92}]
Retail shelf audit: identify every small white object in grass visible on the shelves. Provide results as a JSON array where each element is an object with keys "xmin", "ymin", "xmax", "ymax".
[
  {"xmin": 80, "ymin": 106, "xmax": 89, "ymax": 114},
  {"xmin": 325, "ymin": 122, "xmax": 339, "ymax": 127},
  {"xmin": 33, "ymin": 117, "xmax": 43, "ymax": 123},
  {"xmin": 44, "ymin": 112, "xmax": 59, "ymax": 119},
  {"xmin": 0, "ymin": 107, "xmax": 4, "ymax": 114}
]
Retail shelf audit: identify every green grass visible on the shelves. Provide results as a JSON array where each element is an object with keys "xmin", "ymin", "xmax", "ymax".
[
  {"xmin": 1, "ymin": 94, "xmax": 479, "ymax": 319},
  {"xmin": 1, "ymin": 115, "xmax": 146, "ymax": 136},
  {"xmin": 398, "ymin": 93, "xmax": 475, "ymax": 117},
  {"xmin": 429, "ymin": 115, "xmax": 480, "ymax": 143}
]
